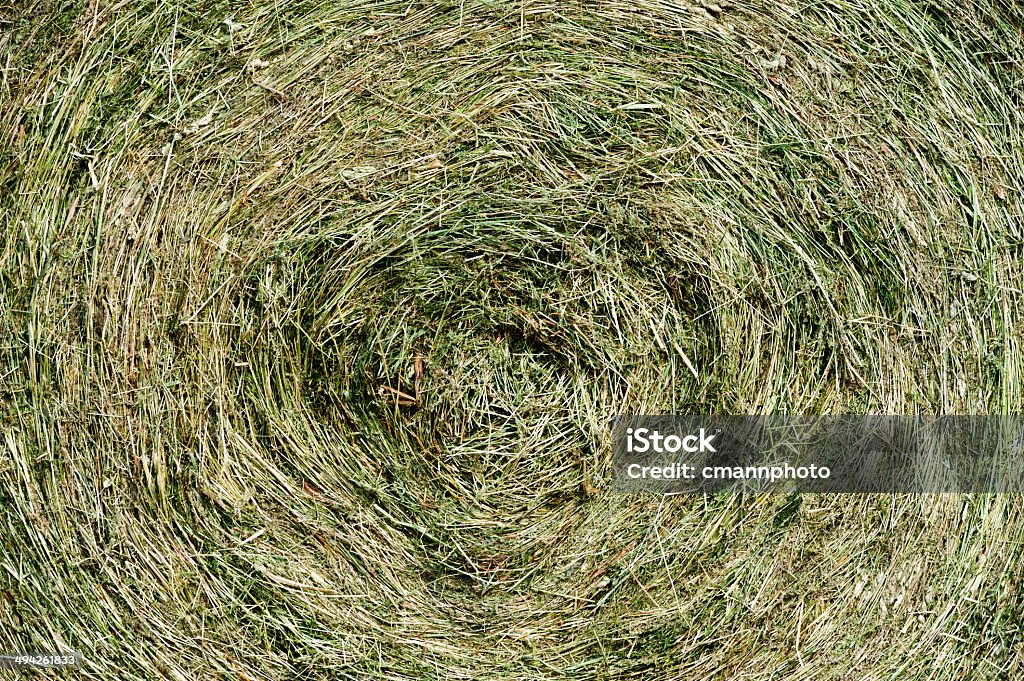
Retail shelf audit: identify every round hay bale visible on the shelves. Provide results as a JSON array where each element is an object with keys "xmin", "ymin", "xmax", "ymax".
[{"xmin": 2, "ymin": 0, "xmax": 1023, "ymax": 678}]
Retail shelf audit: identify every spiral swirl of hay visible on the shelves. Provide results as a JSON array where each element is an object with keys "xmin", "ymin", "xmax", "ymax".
[{"xmin": 3, "ymin": 0, "xmax": 1024, "ymax": 677}]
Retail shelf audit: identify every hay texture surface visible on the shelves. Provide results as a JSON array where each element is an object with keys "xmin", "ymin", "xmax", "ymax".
[{"xmin": 2, "ymin": 0, "xmax": 1024, "ymax": 678}]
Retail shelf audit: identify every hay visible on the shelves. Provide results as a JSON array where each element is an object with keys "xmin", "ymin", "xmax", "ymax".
[{"xmin": 2, "ymin": 0, "xmax": 1024, "ymax": 677}]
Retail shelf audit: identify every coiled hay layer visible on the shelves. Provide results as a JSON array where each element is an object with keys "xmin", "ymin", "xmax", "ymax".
[{"xmin": 2, "ymin": 0, "xmax": 1024, "ymax": 678}]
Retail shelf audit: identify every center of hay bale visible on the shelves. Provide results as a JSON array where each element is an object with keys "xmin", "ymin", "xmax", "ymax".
[{"xmin": 227, "ymin": 186, "xmax": 713, "ymax": 591}]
